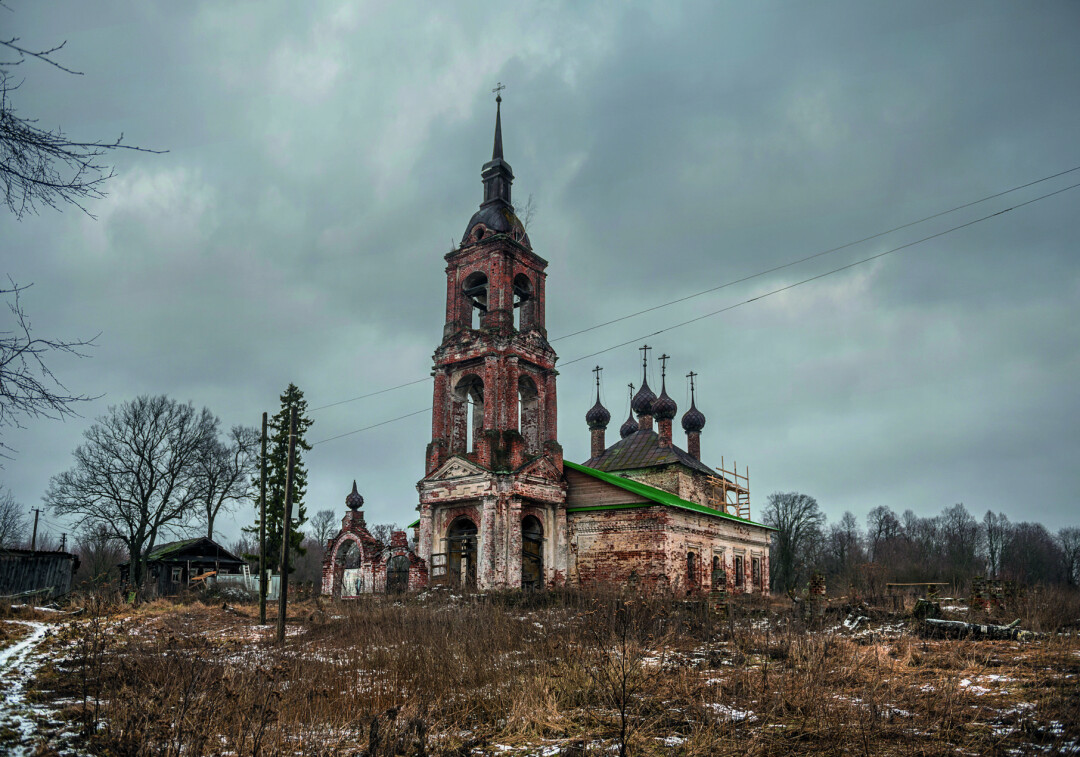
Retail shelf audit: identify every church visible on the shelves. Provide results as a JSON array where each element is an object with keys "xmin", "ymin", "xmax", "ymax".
[
  {"xmin": 324, "ymin": 95, "xmax": 772, "ymax": 597},
  {"xmin": 411, "ymin": 94, "xmax": 773, "ymax": 595}
]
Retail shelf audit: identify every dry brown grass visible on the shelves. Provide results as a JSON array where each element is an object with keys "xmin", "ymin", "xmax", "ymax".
[{"xmin": 22, "ymin": 588, "xmax": 1080, "ymax": 756}]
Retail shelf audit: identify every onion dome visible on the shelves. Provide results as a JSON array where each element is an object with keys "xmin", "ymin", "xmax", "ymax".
[
  {"xmin": 631, "ymin": 380, "xmax": 656, "ymax": 416},
  {"xmin": 586, "ymin": 397, "xmax": 610, "ymax": 429},
  {"xmin": 682, "ymin": 371, "xmax": 706, "ymax": 432},
  {"xmin": 619, "ymin": 410, "xmax": 639, "ymax": 438},
  {"xmin": 681, "ymin": 400, "xmax": 706, "ymax": 433},
  {"xmin": 652, "ymin": 375, "xmax": 678, "ymax": 421},
  {"xmin": 345, "ymin": 480, "xmax": 364, "ymax": 511}
]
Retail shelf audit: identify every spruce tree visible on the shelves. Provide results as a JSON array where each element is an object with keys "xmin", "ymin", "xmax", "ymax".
[{"xmin": 247, "ymin": 383, "xmax": 313, "ymax": 571}]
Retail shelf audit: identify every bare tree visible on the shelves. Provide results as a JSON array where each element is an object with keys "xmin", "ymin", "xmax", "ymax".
[
  {"xmin": 73, "ymin": 524, "xmax": 125, "ymax": 587},
  {"xmin": 1, "ymin": 31, "xmax": 163, "ymax": 218},
  {"xmin": 1058, "ymin": 527, "xmax": 1080, "ymax": 588},
  {"xmin": 762, "ymin": 491, "xmax": 824, "ymax": 593},
  {"xmin": 45, "ymin": 395, "xmax": 218, "ymax": 591},
  {"xmin": 1, "ymin": 279, "xmax": 97, "ymax": 457},
  {"xmin": 982, "ymin": 510, "xmax": 1009, "ymax": 579},
  {"xmin": 310, "ymin": 508, "xmax": 337, "ymax": 547},
  {"xmin": 198, "ymin": 425, "xmax": 259, "ymax": 539},
  {"xmin": 368, "ymin": 522, "xmax": 399, "ymax": 546},
  {"xmin": 0, "ymin": 485, "xmax": 25, "ymax": 546}
]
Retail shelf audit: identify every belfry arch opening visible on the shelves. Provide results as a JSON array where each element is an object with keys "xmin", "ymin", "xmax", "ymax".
[
  {"xmin": 522, "ymin": 515, "xmax": 543, "ymax": 591},
  {"xmin": 463, "ymin": 271, "xmax": 488, "ymax": 329},
  {"xmin": 513, "ymin": 273, "xmax": 533, "ymax": 331},
  {"xmin": 447, "ymin": 517, "xmax": 477, "ymax": 589},
  {"xmin": 517, "ymin": 375, "xmax": 540, "ymax": 452},
  {"xmin": 453, "ymin": 374, "xmax": 485, "ymax": 455}
]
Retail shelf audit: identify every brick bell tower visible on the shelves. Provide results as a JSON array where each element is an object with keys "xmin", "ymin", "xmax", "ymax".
[{"xmin": 416, "ymin": 91, "xmax": 568, "ymax": 591}]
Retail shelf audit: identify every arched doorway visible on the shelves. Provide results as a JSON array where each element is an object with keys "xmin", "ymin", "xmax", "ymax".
[
  {"xmin": 522, "ymin": 515, "xmax": 543, "ymax": 591},
  {"xmin": 447, "ymin": 517, "xmax": 477, "ymax": 589}
]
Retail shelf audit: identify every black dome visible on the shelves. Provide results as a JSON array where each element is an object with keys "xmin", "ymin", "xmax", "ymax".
[
  {"xmin": 461, "ymin": 204, "xmax": 530, "ymax": 247},
  {"xmin": 345, "ymin": 480, "xmax": 364, "ymax": 511},
  {"xmin": 652, "ymin": 383, "xmax": 677, "ymax": 421},
  {"xmin": 631, "ymin": 380, "xmax": 656, "ymax": 416},
  {"xmin": 681, "ymin": 401, "xmax": 706, "ymax": 433},
  {"xmin": 586, "ymin": 398, "xmax": 611, "ymax": 429},
  {"xmin": 619, "ymin": 411, "xmax": 639, "ymax": 439}
]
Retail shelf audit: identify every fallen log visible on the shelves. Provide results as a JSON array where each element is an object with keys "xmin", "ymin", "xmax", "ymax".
[{"xmin": 922, "ymin": 617, "xmax": 1036, "ymax": 641}]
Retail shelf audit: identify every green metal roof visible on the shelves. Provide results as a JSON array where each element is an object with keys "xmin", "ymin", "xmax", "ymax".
[
  {"xmin": 407, "ymin": 518, "xmax": 420, "ymax": 529},
  {"xmin": 564, "ymin": 460, "xmax": 775, "ymax": 530}
]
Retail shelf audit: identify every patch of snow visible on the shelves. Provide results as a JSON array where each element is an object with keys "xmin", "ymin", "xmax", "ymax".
[{"xmin": 706, "ymin": 703, "xmax": 755, "ymax": 721}]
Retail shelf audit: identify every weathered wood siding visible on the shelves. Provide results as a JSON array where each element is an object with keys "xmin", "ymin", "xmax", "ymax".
[
  {"xmin": 564, "ymin": 469, "xmax": 651, "ymax": 507},
  {"xmin": 0, "ymin": 550, "xmax": 77, "ymax": 599}
]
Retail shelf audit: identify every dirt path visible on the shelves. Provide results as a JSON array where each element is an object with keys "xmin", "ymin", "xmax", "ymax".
[{"xmin": 0, "ymin": 620, "xmax": 84, "ymax": 756}]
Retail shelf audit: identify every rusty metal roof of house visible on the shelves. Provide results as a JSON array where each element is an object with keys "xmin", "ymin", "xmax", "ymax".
[{"xmin": 583, "ymin": 428, "xmax": 720, "ymax": 477}]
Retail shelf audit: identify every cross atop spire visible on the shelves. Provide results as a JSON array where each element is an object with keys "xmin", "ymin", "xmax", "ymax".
[
  {"xmin": 659, "ymin": 353, "xmax": 670, "ymax": 379},
  {"xmin": 639, "ymin": 344, "xmax": 651, "ymax": 373},
  {"xmin": 687, "ymin": 371, "xmax": 698, "ymax": 398},
  {"xmin": 480, "ymin": 86, "xmax": 514, "ymax": 207},
  {"xmin": 593, "ymin": 365, "xmax": 603, "ymax": 399},
  {"xmin": 491, "ymin": 83, "xmax": 505, "ymax": 160}
]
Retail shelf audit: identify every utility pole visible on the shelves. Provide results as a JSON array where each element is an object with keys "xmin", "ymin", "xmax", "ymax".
[
  {"xmin": 258, "ymin": 411, "xmax": 268, "ymax": 626},
  {"xmin": 29, "ymin": 508, "xmax": 42, "ymax": 552},
  {"xmin": 60, "ymin": 533, "xmax": 67, "ymax": 552},
  {"xmin": 276, "ymin": 406, "xmax": 297, "ymax": 644}
]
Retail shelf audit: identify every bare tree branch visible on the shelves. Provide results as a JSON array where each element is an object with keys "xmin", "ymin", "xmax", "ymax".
[
  {"xmin": 0, "ymin": 278, "xmax": 99, "ymax": 458},
  {"xmin": 1, "ymin": 31, "xmax": 165, "ymax": 219}
]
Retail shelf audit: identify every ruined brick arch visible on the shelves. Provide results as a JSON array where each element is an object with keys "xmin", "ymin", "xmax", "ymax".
[
  {"xmin": 451, "ymin": 373, "xmax": 484, "ymax": 455},
  {"xmin": 329, "ymin": 534, "xmax": 366, "ymax": 599}
]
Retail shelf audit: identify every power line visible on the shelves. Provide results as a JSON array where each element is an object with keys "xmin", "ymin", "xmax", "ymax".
[
  {"xmin": 311, "ymin": 407, "xmax": 431, "ymax": 446},
  {"xmin": 552, "ymin": 164, "xmax": 1080, "ymax": 342},
  {"xmin": 559, "ymin": 179, "xmax": 1080, "ymax": 367},
  {"xmin": 309, "ymin": 176, "xmax": 1080, "ymax": 446},
  {"xmin": 304, "ymin": 164, "xmax": 1080, "ymax": 414},
  {"xmin": 309, "ymin": 377, "xmax": 430, "ymax": 412}
]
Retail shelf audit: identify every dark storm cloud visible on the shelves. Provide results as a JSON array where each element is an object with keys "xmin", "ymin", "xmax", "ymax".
[{"xmin": 2, "ymin": 0, "xmax": 1078, "ymax": 548}]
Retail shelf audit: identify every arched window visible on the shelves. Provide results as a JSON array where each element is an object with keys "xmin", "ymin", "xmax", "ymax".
[
  {"xmin": 687, "ymin": 552, "xmax": 697, "ymax": 591},
  {"xmin": 463, "ymin": 271, "xmax": 488, "ymax": 329},
  {"xmin": 452, "ymin": 374, "xmax": 484, "ymax": 455},
  {"xmin": 512, "ymin": 273, "xmax": 532, "ymax": 331},
  {"xmin": 517, "ymin": 375, "xmax": 539, "ymax": 452},
  {"xmin": 522, "ymin": 515, "xmax": 544, "ymax": 591}
]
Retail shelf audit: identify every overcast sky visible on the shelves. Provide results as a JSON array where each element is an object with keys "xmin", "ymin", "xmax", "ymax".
[{"xmin": 3, "ymin": 1, "xmax": 1078, "ymax": 549}]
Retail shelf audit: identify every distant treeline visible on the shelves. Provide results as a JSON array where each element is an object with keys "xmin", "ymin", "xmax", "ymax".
[{"xmin": 763, "ymin": 493, "xmax": 1079, "ymax": 594}]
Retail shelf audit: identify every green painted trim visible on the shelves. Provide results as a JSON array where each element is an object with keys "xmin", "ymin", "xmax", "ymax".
[
  {"xmin": 564, "ymin": 460, "xmax": 776, "ymax": 530},
  {"xmin": 407, "ymin": 518, "xmax": 420, "ymax": 529}
]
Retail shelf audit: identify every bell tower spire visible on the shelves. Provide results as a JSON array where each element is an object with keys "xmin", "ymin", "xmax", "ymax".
[{"xmin": 418, "ymin": 87, "xmax": 565, "ymax": 592}]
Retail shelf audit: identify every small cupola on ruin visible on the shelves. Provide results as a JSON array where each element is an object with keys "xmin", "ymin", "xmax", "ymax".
[
  {"xmin": 461, "ymin": 90, "xmax": 530, "ymax": 248},
  {"xmin": 681, "ymin": 372, "xmax": 707, "ymax": 460},
  {"xmin": 343, "ymin": 480, "xmax": 366, "ymax": 527}
]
